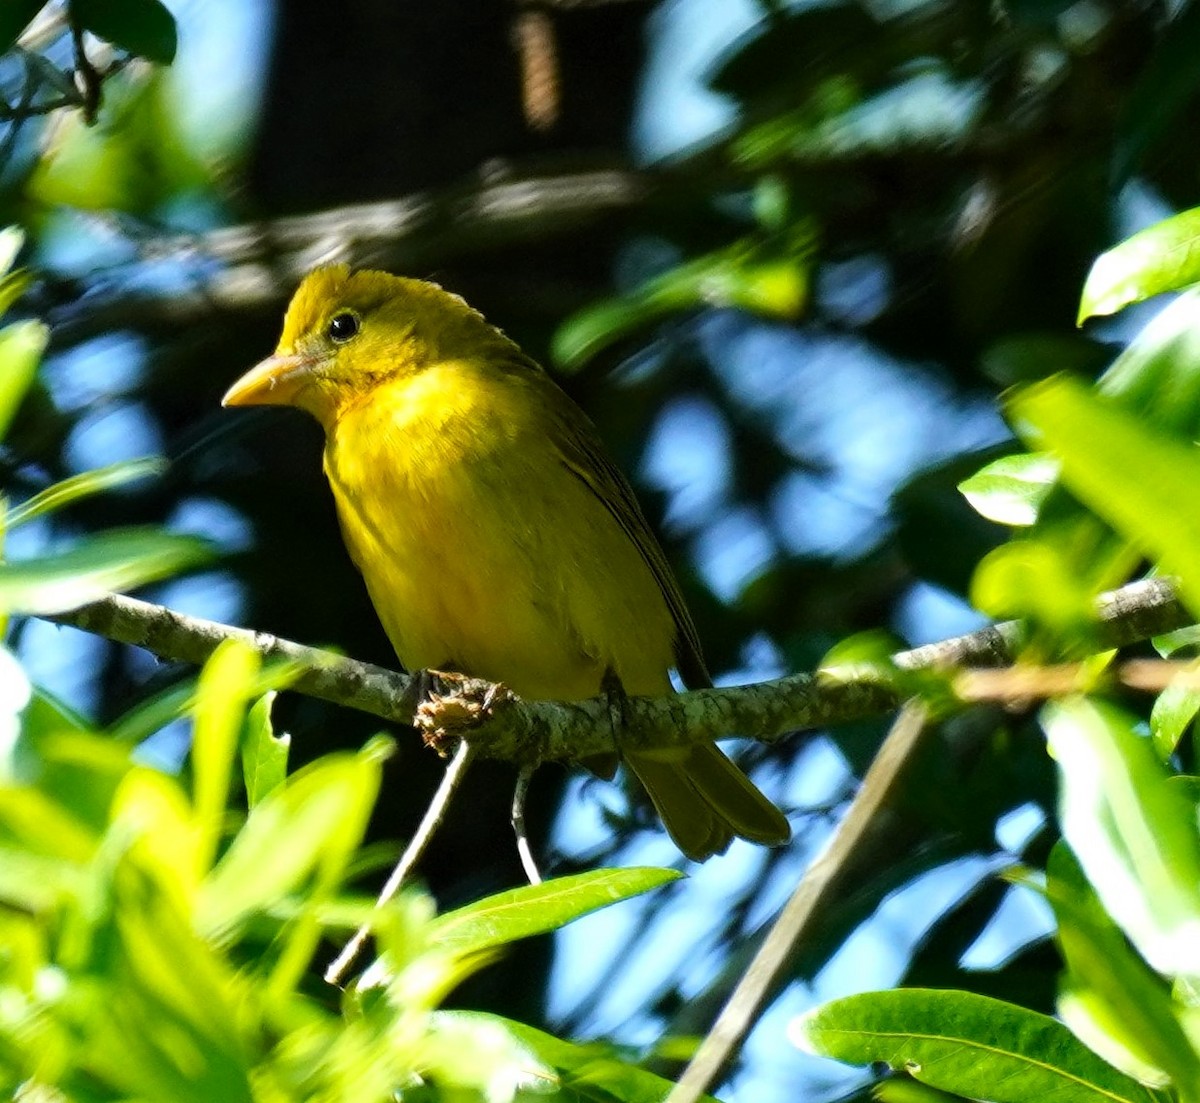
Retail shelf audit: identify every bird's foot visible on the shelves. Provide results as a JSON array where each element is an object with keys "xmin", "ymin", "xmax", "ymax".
[{"xmin": 412, "ymin": 669, "xmax": 515, "ymax": 756}]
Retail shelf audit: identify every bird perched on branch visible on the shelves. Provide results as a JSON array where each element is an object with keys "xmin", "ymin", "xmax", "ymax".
[{"xmin": 222, "ymin": 265, "xmax": 790, "ymax": 860}]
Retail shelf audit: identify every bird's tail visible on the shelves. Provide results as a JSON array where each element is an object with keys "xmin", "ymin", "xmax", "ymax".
[{"xmin": 626, "ymin": 744, "xmax": 790, "ymax": 861}]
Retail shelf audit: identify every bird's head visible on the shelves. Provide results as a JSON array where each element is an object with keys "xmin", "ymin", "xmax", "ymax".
[{"xmin": 222, "ymin": 265, "xmax": 504, "ymax": 427}]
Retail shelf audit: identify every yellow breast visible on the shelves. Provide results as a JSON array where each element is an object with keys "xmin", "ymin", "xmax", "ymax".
[{"xmin": 322, "ymin": 360, "xmax": 677, "ymax": 700}]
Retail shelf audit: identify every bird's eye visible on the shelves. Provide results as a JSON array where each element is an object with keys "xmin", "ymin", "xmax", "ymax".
[{"xmin": 327, "ymin": 312, "xmax": 360, "ymax": 343}]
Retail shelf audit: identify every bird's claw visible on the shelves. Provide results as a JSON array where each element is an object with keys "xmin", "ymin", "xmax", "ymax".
[{"xmin": 412, "ymin": 669, "xmax": 514, "ymax": 756}]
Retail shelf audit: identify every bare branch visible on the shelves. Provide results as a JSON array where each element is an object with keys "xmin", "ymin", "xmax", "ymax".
[
  {"xmin": 667, "ymin": 702, "xmax": 932, "ymax": 1103},
  {"xmin": 47, "ymin": 168, "xmax": 653, "ymax": 347}
]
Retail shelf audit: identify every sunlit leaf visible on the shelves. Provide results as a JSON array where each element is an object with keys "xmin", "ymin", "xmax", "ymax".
[
  {"xmin": 27, "ymin": 729, "xmax": 133, "ymax": 834},
  {"xmin": 197, "ymin": 752, "xmax": 381, "ymax": 939},
  {"xmin": 1044, "ymin": 845, "xmax": 1194, "ymax": 1090},
  {"xmin": 959, "ymin": 452, "xmax": 1059, "ymax": 526},
  {"xmin": 428, "ymin": 1011, "xmax": 705, "ymax": 1103},
  {"xmin": 1012, "ymin": 377, "xmax": 1200, "ymax": 616},
  {"xmin": 241, "ymin": 692, "xmax": 289, "ymax": 807},
  {"xmin": 0, "ymin": 226, "xmax": 29, "ymax": 317},
  {"xmin": 0, "ymin": 320, "xmax": 47, "ymax": 442},
  {"xmin": 22, "ymin": 686, "xmax": 93, "ymax": 738},
  {"xmin": 1096, "ymin": 288, "xmax": 1200, "ymax": 439},
  {"xmin": 1079, "ymin": 208, "xmax": 1200, "ymax": 324},
  {"xmin": 107, "ymin": 661, "xmax": 298, "ymax": 747},
  {"xmin": 0, "ymin": 842, "xmax": 89, "ymax": 913},
  {"xmin": 419, "ymin": 1009, "xmax": 558, "ymax": 1098},
  {"xmin": 1150, "ymin": 673, "xmax": 1200, "ymax": 759},
  {"xmin": 0, "ymin": 786, "xmax": 100, "ymax": 866},
  {"xmin": 71, "ymin": 0, "xmax": 178, "ymax": 63},
  {"xmin": 1058, "ymin": 989, "xmax": 1172, "ymax": 1089},
  {"xmin": 1153, "ymin": 624, "xmax": 1200, "ymax": 659},
  {"xmin": 111, "ymin": 766, "xmax": 201, "ymax": 910},
  {"xmin": 553, "ymin": 244, "xmax": 809, "ymax": 370},
  {"xmin": 0, "ymin": 270, "xmax": 31, "ymax": 319},
  {"xmin": 970, "ymin": 537, "xmax": 1095, "ymax": 629},
  {"xmin": 192, "ymin": 641, "xmax": 260, "ymax": 874},
  {"xmin": 83, "ymin": 865, "xmax": 253, "ymax": 1103},
  {"xmin": 6, "ymin": 457, "xmax": 165, "ymax": 529},
  {"xmin": 432, "ymin": 867, "xmax": 682, "ymax": 954},
  {"xmin": 108, "ymin": 678, "xmax": 196, "ymax": 745},
  {"xmin": 30, "ymin": 73, "xmax": 206, "ymax": 213},
  {"xmin": 0, "ymin": 226, "xmax": 22, "ymax": 277},
  {"xmin": 795, "ymin": 988, "xmax": 1156, "ymax": 1103},
  {"xmin": 1042, "ymin": 697, "xmax": 1200, "ymax": 980},
  {"xmin": 0, "ymin": 644, "xmax": 30, "ymax": 756},
  {"xmin": 0, "ymin": 528, "xmax": 210, "ymax": 614}
]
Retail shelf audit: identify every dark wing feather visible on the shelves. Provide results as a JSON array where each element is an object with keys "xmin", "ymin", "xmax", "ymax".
[{"xmin": 517, "ymin": 365, "xmax": 712, "ymax": 690}]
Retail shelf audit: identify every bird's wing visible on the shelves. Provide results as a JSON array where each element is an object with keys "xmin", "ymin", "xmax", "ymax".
[{"xmin": 527, "ymin": 369, "xmax": 713, "ymax": 691}]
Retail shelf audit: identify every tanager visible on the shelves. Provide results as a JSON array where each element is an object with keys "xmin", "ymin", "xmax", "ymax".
[{"xmin": 223, "ymin": 266, "xmax": 790, "ymax": 860}]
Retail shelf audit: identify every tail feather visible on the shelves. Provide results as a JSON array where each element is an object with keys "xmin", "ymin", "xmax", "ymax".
[
  {"xmin": 625, "ymin": 744, "xmax": 789, "ymax": 861},
  {"xmin": 627, "ymin": 752, "xmax": 731, "ymax": 860},
  {"xmin": 683, "ymin": 743, "xmax": 791, "ymax": 846}
]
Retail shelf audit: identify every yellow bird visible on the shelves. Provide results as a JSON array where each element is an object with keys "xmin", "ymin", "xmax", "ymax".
[{"xmin": 223, "ymin": 266, "xmax": 789, "ymax": 860}]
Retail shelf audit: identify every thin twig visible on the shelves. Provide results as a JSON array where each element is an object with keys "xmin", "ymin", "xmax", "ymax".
[
  {"xmin": 325, "ymin": 740, "xmax": 475, "ymax": 986},
  {"xmin": 67, "ymin": 17, "xmax": 101, "ymax": 124},
  {"xmin": 512, "ymin": 765, "xmax": 543, "ymax": 885},
  {"xmin": 666, "ymin": 702, "xmax": 932, "ymax": 1103},
  {"xmin": 955, "ymin": 657, "xmax": 1200, "ymax": 701}
]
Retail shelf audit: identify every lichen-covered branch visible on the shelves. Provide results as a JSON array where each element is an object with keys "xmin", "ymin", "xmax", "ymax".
[
  {"xmin": 46, "ymin": 592, "xmax": 418, "ymax": 724},
  {"xmin": 42, "ymin": 576, "xmax": 1191, "ymax": 760}
]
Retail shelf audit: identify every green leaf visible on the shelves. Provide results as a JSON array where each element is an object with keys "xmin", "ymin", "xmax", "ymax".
[
  {"xmin": 427, "ymin": 1011, "xmax": 706, "ymax": 1103},
  {"xmin": 1150, "ymin": 675, "xmax": 1200, "ymax": 759},
  {"xmin": 1011, "ymin": 377, "xmax": 1200, "ymax": 617},
  {"xmin": 1044, "ymin": 844, "xmax": 1197, "ymax": 1091},
  {"xmin": 0, "ymin": 527, "xmax": 210, "ymax": 615},
  {"xmin": 970, "ymin": 537, "xmax": 1097, "ymax": 630},
  {"xmin": 795, "ymin": 988, "xmax": 1156, "ymax": 1103},
  {"xmin": 431, "ymin": 867, "xmax": 683, "ymax": 954},
  {"xmin": 1096, "ymin": 288, "xmax": 1200, "ymax": 440},
  {"xmin": 25, "ymin": 728, "xmax": 134, "ymax": 835},
  {"xmin": 875, "ymin": 1080, "xmax": 974, "ymax": 1103},
  {"xmin": 71, "ymin": 0, "xmax": 177, "ymax": 63},
  {"xmin": 552, "ymin": 242, "xmax": 809, "ymax": 370},
  {"xmin": 1079, "ymin": 208, "xmax": 1200, "ymax": 324},
  {"xmin": 959, "ymin": 452, "xmax": 1060, "ymax": 526},
  {"xmin": 1042, "ymin": 697, "xmax": 1200, "ymax": 980},
  {"xmin": 0, "ymin": 225, "xmax": 25, "ymax": 278},
  {"xmin": 241, "ymin": 692, "xmax": 289, "ymax": 808},
  {"xmin": 192, "ymin": 641, "xmax": 260, "ymax": 873},
  {"xmin": 0, "ymin": 1, "xmax": 44, "ymax": 53},
  {"xmin": 0, "ymin": 320, "xmax": 47, "ymax": 442},
  {"xmin": 197, "ymin": 751, "xmax": 381, "ymax": 940},
  {"xmin": 0, "ymin": 646, "xmax": 31, "ymax": 782},
  {"xmin": 1154, "ymin": 624, "xmax": 1200, "ymax": 659},
  {"xmin": 22, "ymin": 686, "xmax": 93, "ymax": 739},
  {"xmin": 83, "ymin": 865, "xmax": 253, "ymax": 1103},
  {"xmin": 6, "ymin": 457, "xmax": 165, "ymax": 529},
  {"xmin": 0, "ymin": 270, "xmax": 31, "ymax": 320}
]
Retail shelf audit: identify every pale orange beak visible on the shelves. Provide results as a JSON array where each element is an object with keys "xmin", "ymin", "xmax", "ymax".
[{"xmin": 222, "ymin": 353, "xmax": 315, "ymax": 408}]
